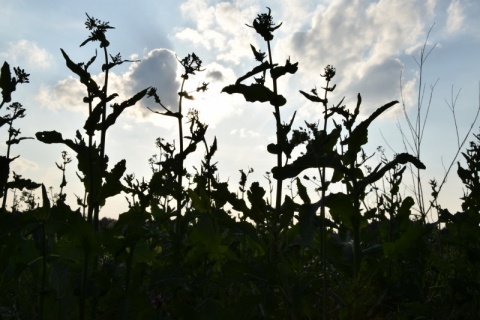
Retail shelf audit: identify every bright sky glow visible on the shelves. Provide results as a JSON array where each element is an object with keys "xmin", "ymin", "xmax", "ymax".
[{"xmin": 1, "ymin": 0, "xmax": 480, "ymax": 218}]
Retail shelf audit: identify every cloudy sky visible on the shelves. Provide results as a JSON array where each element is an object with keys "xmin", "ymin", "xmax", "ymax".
[{"xmin": 1, "ymin": 0, "xmax": 479, "ymax": 218}]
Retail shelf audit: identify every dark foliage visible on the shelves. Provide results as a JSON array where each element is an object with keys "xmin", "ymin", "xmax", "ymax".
[{"xmin": 0, "ymin": 9, "xmax": 478, "ymax": 320}]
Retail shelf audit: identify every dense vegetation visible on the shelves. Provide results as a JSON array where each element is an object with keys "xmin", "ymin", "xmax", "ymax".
[{"xmin": 1, "ymin": 10, "xmax": 479, "ymax": 319}]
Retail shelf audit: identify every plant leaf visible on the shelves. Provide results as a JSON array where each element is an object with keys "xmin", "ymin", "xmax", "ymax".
[
  {"xmin": 299, "ymin": 90, "xmax": 326, "ymax": 103},
  {"xmin": 0, "ymin": 62, "xmax": 14, "ymax": 103},
  {"xmin": 222, "ymin": 83, "xmax": 286, "ymax": 106},
  {"xmin": 296, "ymin": 177, "xmax": 311, "ymax": 204}
]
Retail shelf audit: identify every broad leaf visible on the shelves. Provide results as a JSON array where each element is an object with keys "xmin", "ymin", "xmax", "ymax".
[
  {"xmin": 299, "ymin": 90, "xmax": 326, "ymax": 103},
  {"xmin": 342, "ymin": 100, "xmax": 398, "ymax": 165},
  {"xmin": 270, "ymin": 58, "xmax": 298, "ymax": 80},
  {"xmin": 98, "ymin": 159, "xmax": 126, "ymax": 206},
  {"xmin": 222, "ymin": 83, "xmax": 286, "ymax": 106}
]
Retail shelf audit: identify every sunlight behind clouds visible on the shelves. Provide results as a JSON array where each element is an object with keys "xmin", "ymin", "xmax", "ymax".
[
  {"xmin": 2, "ymin": 0, "xmax": 479, "ymax": 216},
  {"xmin": 176, "ymin": 0, "xmax": 260, "ymax": 64},
  {"xmin": 274, "ymin": 0, "xmax": 438, "ymax": 117}
]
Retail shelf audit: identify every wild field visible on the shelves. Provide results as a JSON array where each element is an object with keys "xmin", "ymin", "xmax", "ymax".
[{"xmin": 1, "ymin": 9, "xmax": 479, "ymax": 319}]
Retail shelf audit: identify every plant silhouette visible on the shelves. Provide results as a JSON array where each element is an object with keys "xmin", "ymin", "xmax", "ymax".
[{"xmin": 0, "ymin": 8, "xmax": 479, "ymax": 320}]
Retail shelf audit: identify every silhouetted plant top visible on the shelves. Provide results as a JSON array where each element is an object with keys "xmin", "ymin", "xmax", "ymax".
[
  {"xmin": 81, "ymin": 13, "xmax": 114, "ymax": 48},
  {"xmin": 178, "ymin": 52, "xmax": 204, "ymax": 79},
  {"xmin": 247, "ymin": 7, "xmax": 282, "ymax": 41}
]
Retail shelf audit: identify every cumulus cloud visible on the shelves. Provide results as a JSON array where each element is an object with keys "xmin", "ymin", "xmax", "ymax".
[
  {"xmin": 36, "ymin": 77, "xmax": 86, "ymax": 112},
  {"xmin": 274, "ymin": 0, "xmax": 438, "ymax": 117},
  {"xmin": 3, "ymin": 40, "xmax": 53, "ymax": 69},
  {"xmin": 172, "ymin": 0, "xmax": 445, "ymax": 121},
  {"xmin": 36, "ymin": 48, "xmax": 180, "ymax": 118},
  {"xmin": 34, "ymin": 47, "xmax": 244, "ymax": 132},
  {"xmin": 128, "ymin": 49, "xmax": 180, "ymax": 112},
  {"xmin": 176, "ymin": 0, "xmax": 260, "ymax": 64},
  {"xmin": 348, "ymin": 59, "xmax": 405, "ymax": 112}
]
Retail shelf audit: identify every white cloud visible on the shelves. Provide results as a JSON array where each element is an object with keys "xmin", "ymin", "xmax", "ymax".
[
  {"xmin": 176, "ymin": 0, "xmax": 260, "ymax": 64},
  {"xmin": 122, "ymin": 123, "xmax": 133, "ymax": 131},
  {"xmin": 230, "ymin": 128, "xmax": 260, "ymax": 138},
  {"xmin": 4, "ymin": 40, "xmax": 53, "ymax": 69},
  {"xmin": 34, "ymin": 47, "xmax": 246, "ymax": 135},
  {"xmin": 10, "ymin": 157, "xmax": 39, "ymax": 174},
  {"xmin": 276, "ymin": 0, "xmax": 438, "ymax": 118},
  {"xmin": 36, "ymin": 77, "xmax": 86, "ymax": 112},
  {"xmin": 127, "ymin": 48, "xmax": 180, "ymax": 113},
  {"xmin": 446, "ymin": 0, "xmax": 465, "ymax": 34},
  {"xmin": 36, "ymin": 48, "xmax": 180, "ymax": 121},
  {"xmin": 172, "ymin": 0, "xmax": 442, "ymax": 123}
]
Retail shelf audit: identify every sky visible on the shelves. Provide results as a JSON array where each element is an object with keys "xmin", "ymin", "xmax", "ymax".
[{"xmin": 1, "ymin": 0, "xmax": 480, "ymax": 219}]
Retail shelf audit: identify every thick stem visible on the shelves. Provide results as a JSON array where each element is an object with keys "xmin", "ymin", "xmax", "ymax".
[
  {"xmin": 176, "ymin": 77, "xmax": 186, "ymax": 228},
  {"xmin": 267, "ymin": 40, "xmax": 282, "ymax": 213},
  {"xmin": 1, "ymin": 121, "xmax": 14, "ymax": 210},
  {"xmin": 91, "ymin": 46, "xmax": 110, "ymax": 231},
  {"xmin": 87, "ymin": 89, "xmax": 94, "ymax": 223},
  {"xmin": 319, "ymin": 79, "xmax": 330, "ymax": 318}
]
